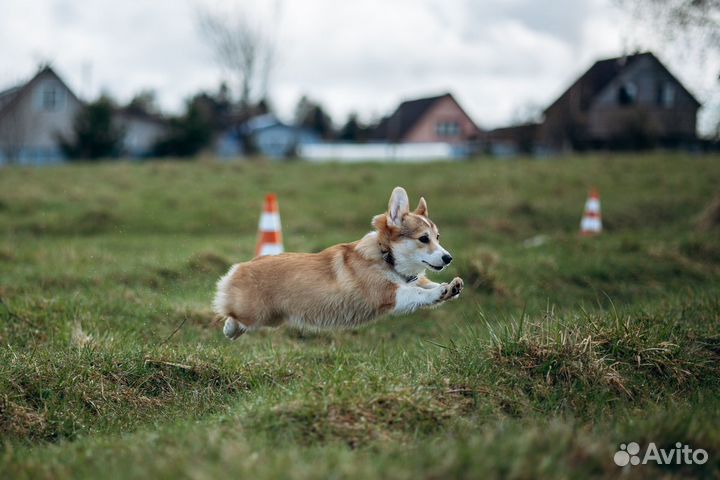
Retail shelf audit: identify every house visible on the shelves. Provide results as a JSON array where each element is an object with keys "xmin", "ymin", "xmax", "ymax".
[
  {"xmin": 484, "ymin": 123, "xmax": 541, "ymax": 157},
  {"xmin": 0, "ymin": 65, "xmax": 171, "ymax": 163},
  {"xmin": 300, "ymin": 93, "xmax": 481, "ymax": 162},
  {"xmin": 371, "ymin": 93, "xmax": 481, "ymax": 144},
  {"xmin": 537, "ymin": 52, "xmax": 701, "ymax": 151},
  {"xmin": 0, "ymin": 65, "xmax": 83, "ymax": 164},
  {"xmin": 216, "ymin": 114, "xmax": 320, "ymax": 159},
  {"xmin": 114, "ymin": 107, "xmax": 169, "ymax": 158}
]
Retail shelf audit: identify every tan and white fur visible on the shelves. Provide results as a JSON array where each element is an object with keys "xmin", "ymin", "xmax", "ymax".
[{"xmin": 213, "ymin": 187, "xmax": 464, "ymax": 339}]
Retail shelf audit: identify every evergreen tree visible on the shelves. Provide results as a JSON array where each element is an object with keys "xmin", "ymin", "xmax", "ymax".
[
  {"xmin": 339, "ymin": 113, "xmax": 369, "ymax": 142},
  {"xmin": 126, "ymin": 89, "xmax": 158, "ymax": 115},
  {"xmin": 294, "ymin": 95, "xmax": 334, "ymax": 139},
  {"xmin": 59, "ymin": 95, "xmax": 125, "ymax": 160},
  {"xmin": 153, "ymin": 95, "xmax": 214, "ymax": 157}
]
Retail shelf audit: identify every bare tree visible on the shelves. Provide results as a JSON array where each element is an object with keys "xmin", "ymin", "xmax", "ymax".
[
  {"xmin": 616, "ymin": 1, "xmax": 719, "ymax": 44},
  {"xmin": 510, "ymin": 102, "xmax": 544, "ymax": 125},
  {"xmin": 198, "ymin": 2, "xmax": 282, "ymax": 111},
  {"xmin": 615, "ymin": 0, "xmax": 720, "ymax": 138}
]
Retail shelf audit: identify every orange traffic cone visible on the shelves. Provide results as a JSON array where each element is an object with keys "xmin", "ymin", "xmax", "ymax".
[
  {"xmin": 580, "ymin": 187, "xmax": 602, "ymax": 236},
  {"xmin": 255, "ymin": 193, "xmax": 284, "ymax": 256}
]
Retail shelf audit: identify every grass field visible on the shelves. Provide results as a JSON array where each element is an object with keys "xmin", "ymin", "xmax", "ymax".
[{"xmin": 1, "ymin": 154, "xmax": 719, "ymax": 479}]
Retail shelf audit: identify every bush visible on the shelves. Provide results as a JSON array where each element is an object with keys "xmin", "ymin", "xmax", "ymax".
[{"xmin": 59, "ymin": 96, "xmax": 125, "ymax": 160}]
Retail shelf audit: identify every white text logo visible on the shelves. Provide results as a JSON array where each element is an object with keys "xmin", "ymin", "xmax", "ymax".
[{"xmin": 614, "ymin": 442, "xmax": 708, "ymax": 467}]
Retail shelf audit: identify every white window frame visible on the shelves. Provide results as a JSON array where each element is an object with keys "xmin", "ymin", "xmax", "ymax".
[{"xmin": 435, "ymin": 121, "xmax": 460, "ymax": 137}]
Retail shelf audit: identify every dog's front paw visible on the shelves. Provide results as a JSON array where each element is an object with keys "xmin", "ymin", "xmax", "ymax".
[
  {"xmin": 435, "ymin": 283, "xmax": 450, "ymax": 303},
  {"xmin": 436, "ymin": 281, "xmax": 458, "ymax": 302},
  {"xmin": 448, "ymin": 277, "xmax": 463, "ymax": 299},
  {"xmin": 435, "ymin": 277, "xmax": 464, "ymax": 303}
]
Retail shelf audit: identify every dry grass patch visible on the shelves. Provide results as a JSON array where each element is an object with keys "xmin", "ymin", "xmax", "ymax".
[
  {"xmin": 0, "ymin": 348, "xmax": 297, "ymax": 443},
  {"xmin": 0, "ymin": 397, "xmax": 48, "ymax": 440},
  {"xmin": 697, "ymin": 191, "xmax": 720, "ymax": 231},
  {"xmin": 444, "ymin": 303, "xmax": 720, "ymax": 416},
  {"xmin": 260, "ymin": 387, "xmax": 472, "ymax": 448},
  {"xmin": 459, "ymin": 249, "xmax": 509, "ymax": 296}
]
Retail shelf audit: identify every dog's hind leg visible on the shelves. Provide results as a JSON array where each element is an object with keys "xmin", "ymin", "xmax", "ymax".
[
  {"xmin": 213, "ymin": 264, "xmax": 251, "ymax": 340},
  {"xmin": 223, "ymin": 316, "xmax": 248, "ymax": 340}
]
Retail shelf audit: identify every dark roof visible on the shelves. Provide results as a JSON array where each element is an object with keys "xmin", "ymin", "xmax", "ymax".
[
  {"xmin": 545, "ymin": 52, "xmax": 701, "ymax": 113},
  {"xmin": 0, "ymin": 65, "xmax": 81, "ymax": 119},
  {"xmin": 486, "ymin": 123, "xmax": 540, "ymax": 141},
  {"xmin": 0, "ymin": 85, "xmax": 22, "ymax": 104},
  {"xmin": 242, "ymin": 113, "xmax": 286, "ymax": 132},
  {"xmin": 0, "ymin": 84, "xmax": 25, "ymax": 114},
  {"xmin": 115, "ymin": 105, "xmax": 168, "ymax": 125},
  {"xmin": 373, "ymin": 93, "xmax": 451, "ymax": 141}
]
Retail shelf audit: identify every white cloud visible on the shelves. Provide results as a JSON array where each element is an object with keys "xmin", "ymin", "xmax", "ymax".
[{"xmin": 0, "ymin": 0, "xmax": 716, "ymax": 133}]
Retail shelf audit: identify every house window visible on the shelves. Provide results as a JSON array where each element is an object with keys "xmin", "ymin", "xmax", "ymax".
[
  {"xmin": 617, "ymin": 82, "xmax": 638, "ymax": 106},
  {"xmin": 43, "ymin": 87, "xmax": 57, "ymax": 110},
  {"xmin": 657, "ymin": 82, "xmax": 675, "ymax": 108},
  {"xmin": 436, "ymin": 121, "xmax": 460, "ymax": 137},
  {"xmin": 37, "ymin": 82, "xmax": 65, "ymax": 112}
]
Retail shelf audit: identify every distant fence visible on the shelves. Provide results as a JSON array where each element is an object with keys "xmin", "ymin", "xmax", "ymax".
[
  {"xmin": 0, "ymin": 147, "xmax": 66, "ymax": 166},
  {"xmin": 298, "ymin": 142, "xmax": 469, "ymax": 163}
]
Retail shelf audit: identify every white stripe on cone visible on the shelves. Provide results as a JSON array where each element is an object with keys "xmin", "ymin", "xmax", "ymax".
[
  {"xmin": 258, "ymin": 243, "xmax": 283, "ymax": 256},
  {"xmin": 258, "ymin": 212, "xmax": 282, "ymax": 232},
  {"xmin": 580, "ymin": 188, "xmax": 602, "ymax": 235},
  {"xmin": 581, "ymin": 217, "xmax": 602, "ymax": 232},
  {"xmin": 585, "ymin": 198, "xmax": 600, "ymax": 213}
]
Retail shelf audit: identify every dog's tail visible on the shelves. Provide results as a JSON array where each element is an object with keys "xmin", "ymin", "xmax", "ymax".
[
  {"xmin": 212, "ymin": 263, "xmax": 239, "ymax": 314},
  {"xmin": 213, "ymin": 264, "xmax": 247, "ymax": 340}
]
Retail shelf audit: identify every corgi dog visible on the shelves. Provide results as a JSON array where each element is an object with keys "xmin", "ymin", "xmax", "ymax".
[{"xmin": 213, "ymin": 187, "xmax": 463, "ymax": 339}]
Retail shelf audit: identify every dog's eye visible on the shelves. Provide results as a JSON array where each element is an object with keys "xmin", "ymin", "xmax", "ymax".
[
  {"xmin": 418, "ymin": 235, "xmax": 430, "ymax": 244},
  {"xmin": 436, "ymin": 234, "xmax": 440, "ymax": 240}
]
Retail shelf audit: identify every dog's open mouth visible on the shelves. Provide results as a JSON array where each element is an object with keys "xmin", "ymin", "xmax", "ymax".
[{"xmin": 422, "ymin": 261, "xmax": 444, "ymax": 271}]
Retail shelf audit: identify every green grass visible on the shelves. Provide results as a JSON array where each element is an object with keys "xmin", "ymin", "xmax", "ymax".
[{"xmin": 1, "ymin": 153, "xmax": 719, "ymax": 479}]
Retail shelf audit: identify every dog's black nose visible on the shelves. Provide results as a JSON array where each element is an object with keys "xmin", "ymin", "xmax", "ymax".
[{"xmin": 442, "ymin": 254, "xmax": 453, "ymax": 265}]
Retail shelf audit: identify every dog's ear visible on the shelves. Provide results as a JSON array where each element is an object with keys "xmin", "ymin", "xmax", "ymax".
[
  {"xmin": 372, "ymin": 213, "xmax": 388, "ymax": 233},
  {"xmin": 414, "ymin": 197, "xmax": 428, "ymax": 217},
  {"xmin": 387, "ymin": 187, "xmax": 409, "ymax": 228}
]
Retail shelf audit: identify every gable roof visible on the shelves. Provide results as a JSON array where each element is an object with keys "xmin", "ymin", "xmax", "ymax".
[
  {"xmin": 373, "ymin": 92, "xmax": 480, "ymax": 141},
  {"xmin": 545, "ymin": 52, "xmax": 701, "ymax": 114},
  {"xmin": 486, "ymin": 123, "xmax": 540, "ymax": 142},
  {"xmin": 372, "ymin": 94, "xmax": 443, "ymax": 141},
  {"xmin": 239, "ymin": 113, "xmax": 301, "ymax": 134},
  {"xmin": 115, "ymin": 105, "xmax": 168, "ymax": 126},
  {"xmin": 0, "ymin": 65, "xmax": 82, "ymax": 119},
  {"xmin": 388, "ymin": 93, "xmax": 448, "ymax": 139},
  {"xmin": 0, "ymin": 85, "xmax": 23, "ymax": 108},
  {"xmin": 243, "ymin": 113, "xmax": 285, "ymax": 132}
]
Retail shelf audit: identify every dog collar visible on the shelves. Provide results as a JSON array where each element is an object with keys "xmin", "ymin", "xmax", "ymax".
[{"xmin": 380, "ymin": 245, "xmax": 417, "ymax": 283}]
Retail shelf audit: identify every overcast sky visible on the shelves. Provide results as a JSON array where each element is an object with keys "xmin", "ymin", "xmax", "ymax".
[{"xmin": 2, "ymin": 0, "xmax": 717, "ymax": 133}]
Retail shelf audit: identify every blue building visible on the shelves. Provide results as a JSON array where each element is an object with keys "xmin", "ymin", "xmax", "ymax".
[{"xmin": 217, "ymin": 114, "xmax": 320, "ymax": 159}]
